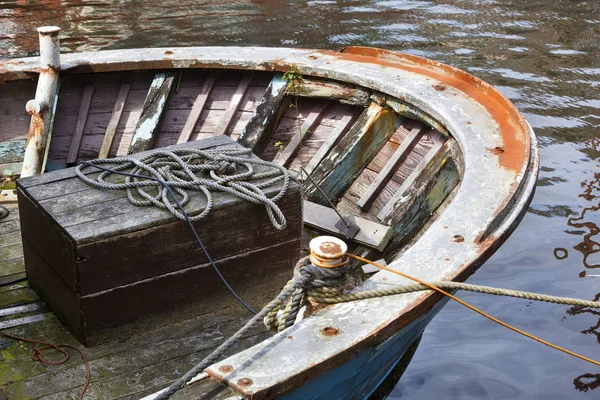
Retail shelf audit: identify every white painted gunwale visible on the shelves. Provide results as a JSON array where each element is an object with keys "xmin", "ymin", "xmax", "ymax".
[{"xmin": 0, "ymin": 47, "xmax": 539, "ymax": 397}]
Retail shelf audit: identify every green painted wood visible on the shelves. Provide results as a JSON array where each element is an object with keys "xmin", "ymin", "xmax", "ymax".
[
  {"xmin": 238, "ymin": 74, "xmax": 289, "ymax": 154},
  {"xmin": 381, "ymin": 140, "xmax": 461, "ymax": 258},
  {"xmin": 304, "ymin": 102, "xmax": 401, "ymax": 204},
  {"xmin": 128, "ymin": 72, "xmax": 176, "ymax": 154},
  {"xmin": 358, "ymin": 125, "xmax": 423, "ymax": 211}
]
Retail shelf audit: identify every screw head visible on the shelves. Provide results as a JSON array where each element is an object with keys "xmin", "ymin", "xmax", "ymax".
[
  {"xmin": 237, "ymin": 378, "xmax": 253, "ymax": 386},
  {"xmin": 218, "ymin": 365, "xmax": 233, "ymax": 373}
]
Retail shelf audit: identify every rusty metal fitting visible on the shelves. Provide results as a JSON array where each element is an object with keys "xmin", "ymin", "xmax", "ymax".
[
  {"xmin": 25, "ymin": 99, "xmax": 48, "ymax": 115},
  {"xmin": 309, "ymin": 236, "xmax": 348, "ymax": 268}
]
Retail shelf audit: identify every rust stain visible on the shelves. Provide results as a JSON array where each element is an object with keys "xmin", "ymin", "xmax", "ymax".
[
  {"xmin": 318, "ymin": 241, "xmax": 342, "ymax": 256},
  {"xmin": 321, "ymin": 326, "xmax": 340, "ymax": 336},
  {"xmin": 316, "ymin": 46, "xmax": 529, "ymax": 174},
  {"xmin": 451, "ymin": 234, "xmax": 465, "ymax": 243}
]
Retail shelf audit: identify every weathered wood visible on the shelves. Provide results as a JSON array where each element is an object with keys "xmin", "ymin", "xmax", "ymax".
[
  {"xmin": 303, "ymin": 200, "xmax": 393, "ymax": 251},
  {"xmin": 98, "ymin": 83, "xmax": 131, "ymax": 158},
  {"xmin": 304, "ymin": 113, "xmax": 355, "ymax": 175},
  {"xmin": 17, "ymin": 136, "xmax": 303, "ymax": 343},
  {"xmin": 66, "ymin": 84, "xmax": 94, "ymax": 165},
  {"xmin": 305, "ymin": 102, "xmax": 401, "ymax": 203},
  {"xmin": 380, "ymin": 140, "xmax": 460, "ymax": 258},
  {"xmin": 378, "ymin": 135, "xmax": 446, "ymax": 221},
  {"xmin": 128, "ymin": 72, "xmax": 176, "ymax": 154},
  {"xmin": 295, "ymin": 78, "xmax": 371, "ymax": 106},
  {"xmin": 358, "ymin": 125, "xmax": 423, "ymax": 211},
  {"xmin": 0, "ymin": 139, "xmax": 26, "ymax": 164},
  {"xmin": 178, "ymin": 73, "xmax": 216, "ymax": 143},
  {"xmin": 237, "ymin": 74, "xmax": 288, "ymax": 153},
  {"xmin": 215, "ymin": 72, "xmax": 253, "ymax": 136},
  {"xmin": 274, "ymin": 101, "xmax": 330, "ymax": 168},
  {"xmin": 386, "ymin": 95, "xmax": 450, "ymax": 136}
]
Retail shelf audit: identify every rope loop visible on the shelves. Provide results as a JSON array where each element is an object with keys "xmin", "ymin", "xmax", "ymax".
[{"xmin": 76, "ymin": 147, "xmax": 291, "ymax": 230}]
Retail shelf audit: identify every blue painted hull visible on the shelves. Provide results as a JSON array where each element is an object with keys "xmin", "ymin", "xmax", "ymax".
[{"xmin": 280, "ymin": 298, "xmax": 450, "ymax": 400}]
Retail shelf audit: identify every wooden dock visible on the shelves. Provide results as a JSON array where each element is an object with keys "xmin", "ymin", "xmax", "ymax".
[{"xmin": 0, "ymin": 203, "xmax": 275, "ymax": 399}]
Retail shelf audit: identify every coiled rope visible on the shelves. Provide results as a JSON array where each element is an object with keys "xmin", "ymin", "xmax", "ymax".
[{"xmin": 75, "ymin": 147, "xmax": 290, "ymax": 229}]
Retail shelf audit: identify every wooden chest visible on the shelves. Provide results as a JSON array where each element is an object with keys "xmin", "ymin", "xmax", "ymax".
[{"xmin": 16, "ymin": 136, "xmax": 302, "ymax": 344}]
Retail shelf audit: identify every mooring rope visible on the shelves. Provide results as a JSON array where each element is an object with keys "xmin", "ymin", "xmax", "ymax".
[
  {"xmin": 264, "ymin": 256, "xmax": 350, "ymax": 332},
  {"xmin": 75, "ymin": 147, "xmax": 291, "ymax": 230},
  {"xmin": 309, "ymin": 279, "xmax": 600, "ymax": 308}
]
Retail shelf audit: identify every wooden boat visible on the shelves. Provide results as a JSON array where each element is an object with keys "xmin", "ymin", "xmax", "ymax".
[{"xmin": 0, "ymin": 27, "xmax": 538, "ymax": 399}]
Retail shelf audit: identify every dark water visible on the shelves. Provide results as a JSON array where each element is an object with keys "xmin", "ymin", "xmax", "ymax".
[{"xmin": 2, "ymin": 0, "xmax": 600, "ymax": 398}]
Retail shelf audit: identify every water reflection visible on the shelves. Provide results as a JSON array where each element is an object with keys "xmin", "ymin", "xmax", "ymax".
[
  {"xmin": 2, "ymin": 0, "xmax": 600, "ymax": 398},
  {"xmin": 553, "ymin": 134, "xmax": 600, "ymax": 392}
]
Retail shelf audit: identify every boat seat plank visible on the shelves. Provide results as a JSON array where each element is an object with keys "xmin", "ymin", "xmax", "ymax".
[
  {"xmin": 127, "ymin": 72, "xmax": 176, "ymax": 154},
  {"xmin": 273, "ymin": 101, "xmax": 330, "ymax": 168},
  {"xmin": 215, "ymin": 72, "xmax": 254, "ymax": 136},
  {"xmin": 178, "ymin": 73, "xmax": 217, "ymax": 143},
  {"xmin": 303, "ymin": 200, "xmax": 393, "ymax": 251},
  {"xmin": 304, "ymin": 102, "xmax": 401, "ymax": 204},
  {"xmin": 358, "ymin": 125, "xmax": 424, "ymax": 211},
  {"xmin": 66, "ymin": 84, "xmax": 94, "ymax": 165},
  {"xmin": 98, "ymin": 83, "xmax": 131, "ymax": 159}
]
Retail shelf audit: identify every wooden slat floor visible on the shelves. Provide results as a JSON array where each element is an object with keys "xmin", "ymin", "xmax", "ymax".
[{"xmin": 0, "ymin": 204, "xmax": 271, "ymax": 399}]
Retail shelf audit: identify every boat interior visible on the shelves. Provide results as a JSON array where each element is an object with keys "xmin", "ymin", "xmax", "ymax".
[{"xmin": 0, "ymin": 67, "xmax": 462, "ymax": 399}]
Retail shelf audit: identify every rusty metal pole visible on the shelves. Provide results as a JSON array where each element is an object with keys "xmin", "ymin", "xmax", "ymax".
[{"xmin": 20, "ymin": 26, "xmax": 61, "ymax": 178}]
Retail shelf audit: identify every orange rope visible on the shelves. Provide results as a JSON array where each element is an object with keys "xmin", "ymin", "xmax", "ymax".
[
  {"xmin": 0, "ymin": 330, "xmax": 90, "ymax": 399},
  {"xmin": 347, "ymin": 253, "xmax": 600, "ymax": 367}
]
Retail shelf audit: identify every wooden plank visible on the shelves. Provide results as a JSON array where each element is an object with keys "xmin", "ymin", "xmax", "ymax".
[
  {"xmin": 358, "ymin": 125, "xmax": 424, "ymax": 211},
  {"xmin": 304, "ymin": 114, "xmax": 355, "ymax": 175},
  {"xmin": 98, "ymin": 83, "xmax": 131, "ymax": 158},
  {"xmin": 178, "ymin": 73, "xmax": 216, "ymax": 143},
  {"xmin": 237, "ymin": 74, "xmax": 288, "ymax": 154},
  {"xmin": 295, "ymin": 78, "xmax": 371, "ymax": 106},
  {"xmin": 386, "ymin": 96, "xmax": 450, "ymax": 136},
  {"xmin": 378, "ymin": 136, "xmax": 446, "ymax": 221},
  {"xmin": 273, "ymin": 101, "xmax": 330, "ymax": 168},
  {"xmin": 215, "ymin": 72, "xmax": 254, "ymax": 136},
  {"xmin": 304, "ymin": 102, "xmax": 401, "ymax": 203},
  {"xmin": 128, "ymin": 72, "xmax": 176, "ymax": 154},
  {"xmin": 303, "ymin": 200, "xmax": 393, "ymax": 251},
  {"xmin": 379, "ymin": 140, "xmax": 460, "ymax": 256},
  {"xmin": 66, "ymin": 84, "xmax": 94, "ymax": 165}
]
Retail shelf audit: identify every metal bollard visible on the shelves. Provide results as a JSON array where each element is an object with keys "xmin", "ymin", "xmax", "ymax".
[{"xmin": 21, "ymin": 26, "xmax": 61, "ymax": 178}]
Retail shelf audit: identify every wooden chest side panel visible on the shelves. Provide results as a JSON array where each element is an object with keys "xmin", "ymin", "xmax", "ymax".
[
  {"xmin": 17, "ymin": 188, "xmax": 77, "ymax": 291},
  {"xmin": 80, "ymin": 238, "xmax": 301, "ymax": 336},
  {"xmin": 75, "ymin": 183, "xmax": 303, "ymax": 295},
  {"xmin": 22, "ymin": 240, "xmax": 83, "ymax": 341}
]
